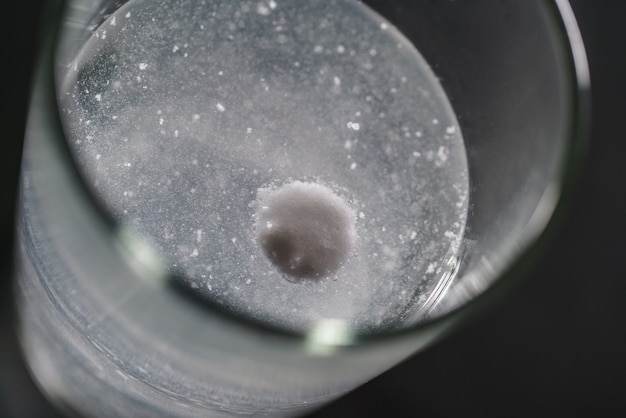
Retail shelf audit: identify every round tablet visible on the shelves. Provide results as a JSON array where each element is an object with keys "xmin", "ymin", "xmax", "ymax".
[{"xmin": 254, "ymin": 181, "xmax": 356, "ymax": 280}]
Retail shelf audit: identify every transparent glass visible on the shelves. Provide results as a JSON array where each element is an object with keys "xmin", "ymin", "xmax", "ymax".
[{"xmin": 14, "ymin": 0, "xmax": 589, "ymax": 417}]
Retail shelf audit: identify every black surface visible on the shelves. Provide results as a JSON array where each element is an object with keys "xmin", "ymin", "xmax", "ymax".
[{"xmin": 1, "ymin": 1, "xmax": 625, "ymax": 417}]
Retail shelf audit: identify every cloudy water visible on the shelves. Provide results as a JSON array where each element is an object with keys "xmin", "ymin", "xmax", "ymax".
[{"xmin": 59, "ymin": 0, "xmax": 470, "ymax": 334}]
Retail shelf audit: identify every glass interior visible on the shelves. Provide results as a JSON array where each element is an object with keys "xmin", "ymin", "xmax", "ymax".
[{"xmin": 53, "ymin": 0, "xmax": 582, "ymax": 333}]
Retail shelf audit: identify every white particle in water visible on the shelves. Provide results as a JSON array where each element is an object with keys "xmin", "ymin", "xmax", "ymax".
[
  {"xmin": 159, "ymin": 118, "xmax": 164, "ymax": 125},
  {"xmin": 313, "ymin": 45, "xmax": 323, "ymax": 54},
  {"xmin": 347, "ymin": 121, "xmax": 360, "ymax": 131},
  {"xmin": 337, "ymin": 45, "xmax": 345, "ymax": 54},
  {"xmin": 257, "ymin": 4, "xmax": 270, "ymax": 15},
  {"xmin": 333, "ymin": 76, "xmax": 341, "ymax": 86},
  {"xmin": 380, "ymin": 22, "xmax": 389, "ymax": 30},
  {"xmin": 191, "ymin": 248, "xmax": 199, "ymax": 257},
  {"xmin": 436, "ymin": 146, "xmax": 449, "ymax": 166},
  {"xmin": 269, "ymin": 0, "xmax": 277, "ymax": 9},
  {"xmin": 350, "ymin": 162, "xmax": 357, "ymax": 170},
  {"xmin": 410, "ymin": 231, "xmax": 417, "ymax": 240},
  {"xmin": 110, "ymin": 17, "xmax": 116, "ymax": 26},
  {"xmin": 172, "ymin": 45, "xmax": 179, "ymax": 52},
  {"xmin": 254, "ymin": 181, "xmax": 356, "ymax": 280},
  {"xmin": 216, "ymin": 103, "xmax": 226, "ymax": 112},
  {"xmin": 192, "ymin": 114, "xmax": 200, "ymax": 121},
  {"xmin": 432, "ymin": 118, "xmax": 440, "ymax": 125},
  {"xmin": 125, "ymin": 12, "xmax": 131, "ymax": 18},
  {"xmin": 95, "ymin": 94, "xmax": 102, "ymax": 102},
  {"xmin": 138, "ymin": 63, "xmax": 148, "ymax": 70},
  {"xmin": 446, "ymin": 125, "xmax": 456, "ymax": 134}
]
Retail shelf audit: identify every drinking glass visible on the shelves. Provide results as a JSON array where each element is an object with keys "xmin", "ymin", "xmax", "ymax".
[{"xmin": 14, "ymin": 0, "xmax": 589, "ymax": 416}]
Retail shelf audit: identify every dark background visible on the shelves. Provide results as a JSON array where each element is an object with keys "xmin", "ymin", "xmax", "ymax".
[{"xmin": 1, "ymin": 1, "xmax": 625, "ymax": 417}]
